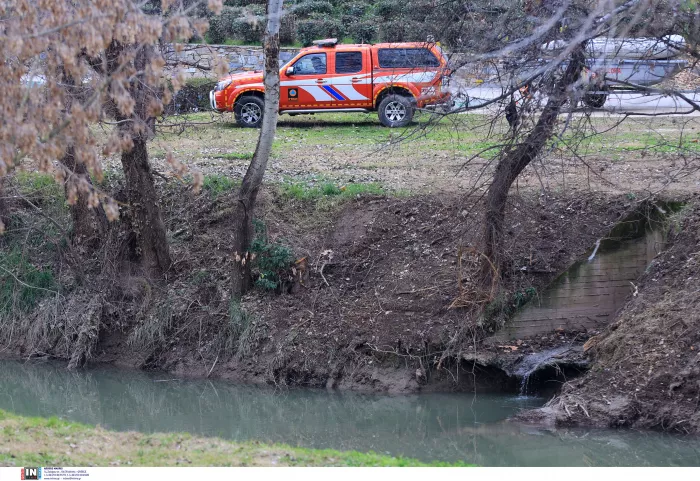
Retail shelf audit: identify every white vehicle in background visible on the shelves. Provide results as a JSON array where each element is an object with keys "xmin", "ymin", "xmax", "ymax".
[
  {"xmin": 453, "ymin": 35, "xmax": 692, "ymax": 110},
  {"xmin": 546, "ymin": 35, "xmax": 689, "ymax": 107}
]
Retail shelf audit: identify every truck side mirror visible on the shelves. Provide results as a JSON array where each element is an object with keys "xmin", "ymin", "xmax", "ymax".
[{"xmin": 286, "ymin": 66, "xmax": 295, "ymax": 76}]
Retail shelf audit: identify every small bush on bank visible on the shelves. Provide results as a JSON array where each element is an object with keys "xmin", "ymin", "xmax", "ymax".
[{"xmin": 250, "ymin": 219, "xmax": 294, "ymax": 291}]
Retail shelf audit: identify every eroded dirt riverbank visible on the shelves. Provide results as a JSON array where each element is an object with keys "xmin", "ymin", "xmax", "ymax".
[{"xmin": 1, "ymin": 179, "xmax": 698, "ymax": 433}]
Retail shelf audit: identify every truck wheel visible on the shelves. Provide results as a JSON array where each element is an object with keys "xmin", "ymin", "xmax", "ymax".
[
  {"xmin": 378, "ymin": 94, "xmax": 414, "ymax": 128},
  {"xmin": 234, "ymin": 95, "xmax": 264, "ymax": 128},
  {"xmin": 583, "ymin": 91, "xmax": 608, "ymax": 109}
]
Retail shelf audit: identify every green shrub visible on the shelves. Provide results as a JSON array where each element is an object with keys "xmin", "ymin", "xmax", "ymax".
[
  {"xmin": 280, "ymin": 14, "xmax": 298, "ymax": 45},
  {"xmin": 373, "ymin": 0, "xmax": 405, "ymax": 19},
  {"xmin": 296, "ymin": 19, "xmax": 346, "ymax": 46},
  {"xmin": 346, "ymin": 2, "xmax": 368, "ymax": 17},
  {"xmin": 250, "ymin": 219, "xmax": 294, "ymax": 291},
  {"xmin": 348, "ymin": 22, "xmax": 376, "ymax": 43},
  {"xmin": 378, "ymin": 19, "xmax": 429, "ymax": 42},
  {"xmin": 207, "ymin": 7, "xmax": 242, "ymax": 44},
  {"xmin": 293, "ymin": 0, "xmax": 334, "ymax": 16},
  {"xmin": 378, "ymin": 19, "xmax": 408, "ymax": 42},
  {"xmin": 207, "ymin": 18, "xmax": 228, "ymax": 44},
  {"xmin": 232, "ymin": 17, "xmax": 264, "ymax": 44},
  {"xmin": 168, "ymin": 78, "xmax": 216, "ymax": 114}
]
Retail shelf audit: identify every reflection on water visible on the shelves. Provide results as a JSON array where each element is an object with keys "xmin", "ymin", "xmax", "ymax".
[{"xmin": 1, "ymin": 360, "xmax": 699, "ymax": 466}]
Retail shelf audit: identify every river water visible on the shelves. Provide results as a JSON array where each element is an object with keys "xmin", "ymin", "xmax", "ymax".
[{"xmin": 1, "ymin": 360, "xmax": 699, "ymax": 466}]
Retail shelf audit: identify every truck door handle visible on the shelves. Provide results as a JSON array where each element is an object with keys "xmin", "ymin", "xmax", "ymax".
[
  {"xmin": 316, "ymin": 79, "xmax": 327, "ymax": 84},
  {"xmin": 351, "ymin": 78, "xmax": 361, "ymax": 83}
]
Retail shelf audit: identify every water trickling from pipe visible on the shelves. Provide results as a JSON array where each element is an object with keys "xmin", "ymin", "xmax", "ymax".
[{"xmin": 514, "ymin": 346, "xmax": 573, "ymax": 395}]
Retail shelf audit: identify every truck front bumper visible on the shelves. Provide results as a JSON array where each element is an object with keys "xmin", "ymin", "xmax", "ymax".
[{"xmin": 210, "ymin": 90, "xmax": 221, "ymax": 112}]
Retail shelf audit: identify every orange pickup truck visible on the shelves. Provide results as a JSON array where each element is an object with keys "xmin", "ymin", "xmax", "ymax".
[{"xmin": 210, "ymin": 39, "xmax": 451, "ymax": 128}]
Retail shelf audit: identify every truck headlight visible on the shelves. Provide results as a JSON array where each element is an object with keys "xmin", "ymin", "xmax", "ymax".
[{"xmin": 215, "ymin": 79, "xmax": 232, "ymax": 92}]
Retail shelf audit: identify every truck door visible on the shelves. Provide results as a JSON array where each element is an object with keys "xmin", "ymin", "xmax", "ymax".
[
  {"xmin": 280, "ymin": 52, "xmax": 335, "ymax": 110},
  {"xmin": 329, "ymin": 50, "xmax": 372, "ymax": 108}
]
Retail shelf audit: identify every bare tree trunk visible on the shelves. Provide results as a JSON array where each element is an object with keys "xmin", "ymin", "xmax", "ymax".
[
  {"xmin": 231, "ymin": 0, "xmax": 284, "ymax": 298},
  {"xmin": 0, "ymin": 176, "xmax": 8, "ymax": 234},
  {"xmin": 57, "ymin": 68, "xmax": 108, "ymax": 249},
  {"xmin": 120, "ymin": 136, "xmax": 171, "ymax": 278},
  {"xmin": 62, "ymin": 148, "xmax": 107, "ymax": 248},
  {"xmin": 106, "ymin": 42, "xmax": 171, "ymax": 278},
  {"xmin": 482, "ymin": 46, "xmax": 586, "ymax": 287}
]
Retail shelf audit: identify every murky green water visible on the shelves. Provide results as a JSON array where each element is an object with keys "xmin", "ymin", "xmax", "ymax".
[{"xmin": 1, "ymin": 360, "xmax": 699, "ymax": 466}]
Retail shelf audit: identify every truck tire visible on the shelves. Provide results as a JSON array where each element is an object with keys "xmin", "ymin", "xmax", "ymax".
[
  {"xmin": 234, "ymin": 95, "xmax": 264, "ymax": 128},
  {"xmin": 378, "ymin": 94, "xmax": 414, "ymax": 128}
]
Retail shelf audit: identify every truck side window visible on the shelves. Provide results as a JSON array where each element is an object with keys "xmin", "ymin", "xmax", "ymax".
[
  {"xmin": 377, "ymin": 48, "xmax": 440, "ymax": 68},
  {"xmin": 335, "ymin": 52, "xmax": 363, "ymax": 74},
  {"xmin": 291, "ymin": 53, "xmax": 327, "ymax": 75}
]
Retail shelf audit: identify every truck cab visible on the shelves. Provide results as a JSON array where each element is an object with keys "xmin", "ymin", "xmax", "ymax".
[{"xmin": 210, "ymin": 39, "xmax": 451, "ymax": 128}]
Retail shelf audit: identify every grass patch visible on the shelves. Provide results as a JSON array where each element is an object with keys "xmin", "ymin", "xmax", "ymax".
[
  {"xmin": 14, "ymin": 171, "xmax": 61, "ymax": 194},
  {"xmin": 0, "ymin": 248, "xmax": 56, "ymax": 317},
  {"xmin": 279, "ymin": 180, "xmax": 385, "ymax": 201},
  {"xmin": 222, "ymin": 300, "xmax": 256, "ymax": 358},
  {"xmin": 202, "ymin": 174, "xmax": 240, "ymax": 198},
  {"xmin": 13, "ymin": 172, "xmax": 65, "ymax": 210},
  {"xmin": 0, "ymin": 409, "xmax": 472, "ymax": 466},
  {"xmin": 206, "ymin": 152, "xmax": 254, "ymax": 161}
]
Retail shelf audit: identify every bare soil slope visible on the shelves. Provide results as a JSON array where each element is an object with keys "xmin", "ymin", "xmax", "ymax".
[{"xmin": 2, "ymin": 184, "xmax": 632, "ymax": 393}]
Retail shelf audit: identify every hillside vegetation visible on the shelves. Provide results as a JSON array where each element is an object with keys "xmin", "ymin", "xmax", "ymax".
[{"xmin": 201, "ymin": 0, "xmax": 515, "ymax": 47}]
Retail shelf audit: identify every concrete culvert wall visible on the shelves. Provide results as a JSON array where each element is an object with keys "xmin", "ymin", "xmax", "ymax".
[{"xmin": 496, "ymin": 201, "xmax": 682, "ymax": 340}]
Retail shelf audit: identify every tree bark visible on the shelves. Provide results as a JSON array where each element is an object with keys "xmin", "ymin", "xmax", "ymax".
[
  {"xmin": 62, "ymin": 147, "xmax": 107, "ymax": 248},
  {"xmin": 482, "ymin": 46, "xmax": 586, "ymax": 287},
  {"xmin": 106, "ymin": 42, "xmax": 171, "ymax": 278},
  {"xmin": 231, "ymin": 0, "xmax": 284, "ymax": 298},
  {"xmin": 0, "ymin": 176, "xmax": 8, "ymax": 234},
  {"xmin": 56, "ymin": 68, "xmax": 108, "ymax": 249},
  {"xmin": 120, "ymin": 136, "xmax": 171, "ymax": 278}
]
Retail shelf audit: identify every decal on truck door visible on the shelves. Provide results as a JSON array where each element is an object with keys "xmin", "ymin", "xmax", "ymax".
[{"xmin": 332, "ymin": 52, "xmax": 372, "ymax": 105}]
